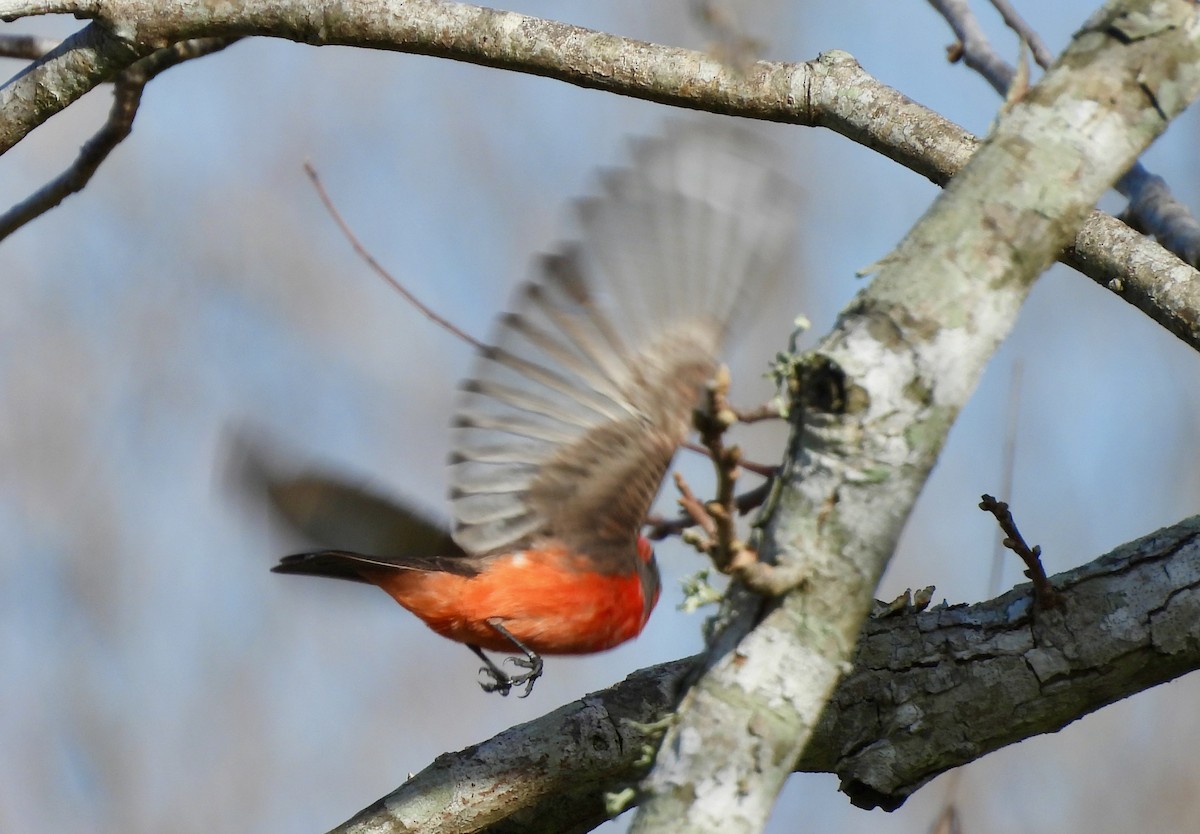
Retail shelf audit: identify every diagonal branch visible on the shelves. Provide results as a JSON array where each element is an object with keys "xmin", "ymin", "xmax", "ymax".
[
  {"xmin": 0, "ymin": 36, "xmax": 237, "ymax": 241},
  {"xmin": 928, "ymin": 0, "xmax": 1200, "ymax": 268},
  {"xmin": 330, "ymin": 515, "xmax": 1200, "ymax": 833},
  {"xmin": 631, "ymin": 2, "xmax": 1200, "ymax": 831},
  {"xmin": 0, "ymin": 20, "xmax": 152, "ymax": 152},
  {"xmin": 987, "ymin": 0, "xmax": 1054, "ymax": 68}
]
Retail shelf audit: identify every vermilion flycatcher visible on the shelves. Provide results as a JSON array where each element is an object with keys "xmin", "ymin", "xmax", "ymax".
[{"xmin": 273, "ymin": 122, "xmax": 797, "ymax": 695}]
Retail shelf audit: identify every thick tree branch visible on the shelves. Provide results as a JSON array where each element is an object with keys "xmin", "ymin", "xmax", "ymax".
[
  {"xmin": 2, "ymin": 0, "xmax": 1196, "ymax": 347},
  {"xmin": 928, "ymin": 0, "xmax": 1200, "ymax": 268},
  {"xmin": 331, "ymin": 515, "xmax": 1200, "ymax": 833},
  {"xmin": 632, "ymin": 3, "xmax": 1200, "ymax": 831},
  {"xmin": 0, "ymin": 21, "xmax": 151, "ymax": 151}
]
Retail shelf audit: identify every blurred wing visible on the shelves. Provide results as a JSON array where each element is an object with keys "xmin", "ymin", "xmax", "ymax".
[
  {"xmin": 226, "ymin": 430, "xmax": 465, "ymax": 559},
  {"xmin": 449, "ymin": 121, "xmax": 798, "ymax": 558},
  {"xmin": 262, "ymin": 475, "xmax": 465, "ymax": 560}
]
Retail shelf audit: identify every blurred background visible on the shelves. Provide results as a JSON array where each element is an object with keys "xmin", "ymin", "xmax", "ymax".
[{"xmin": 2, "ymin": 1, "xmax": 1199, "ymax": 832}]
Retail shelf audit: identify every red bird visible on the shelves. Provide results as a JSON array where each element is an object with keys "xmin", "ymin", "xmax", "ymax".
[{"xmin": 272, "ymin": 122, "xmax": 797, "ymax": 695}]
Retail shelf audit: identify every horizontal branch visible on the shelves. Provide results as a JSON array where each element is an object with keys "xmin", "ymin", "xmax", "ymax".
[
  {"xmin": 331, "ymin": 515, "xmax": 1200, "ymax": 832},
  {"xmin": 1, "ymin": 0, "xmax": 1196, "ymax": 348}
]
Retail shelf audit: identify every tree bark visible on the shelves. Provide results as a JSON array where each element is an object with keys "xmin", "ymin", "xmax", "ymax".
[
  {"xmin": 329, "ymin": 515, "xmax": 1200, "ymax": 833},
  {"xmin": 631, "ymin": 2, "xmax": 1200, "ymax": 831}
]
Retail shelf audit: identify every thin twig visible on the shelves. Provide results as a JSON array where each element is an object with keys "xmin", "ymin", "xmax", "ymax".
[
  {"xmin": 731, "ymin": 400, "xmax": 782, "ymax": 424},
  {"xmin": 928, "ymin": 0, "xmax": 1014, "ymax": 94},
  {"xmin": 673, "ymin": 472, "xmax": 717, "ymax": 541},
  {"xmin": 0, "ymin": 37, "xmax": 237, "ymax": 242},
  {"xmin": 690, "ymin": 366, "xmax": 744, "ymax": 571},
  {"xmin": 979, "ymin": 494, "xmax": 1062, "ymax": 608},
  {"xmin": 646, "ymin": 478, "xmax": 773, "ymax": 540},
  {"xmin": 987, "ymin": 362, "xmax": 1023, "ymax": 594},
  {"xmin": 664, "ymin": 366, "xmax": 805, "ymax": 595},
  {"xmin": 987, "ymin": 0, "xmax": 1053, "ymax": 69},
  {"xmin": 303, "ymin": 162, "xmax": 486, "ymax": 351},
  {"xmin": 680, "ymin": 440, "xmax": 776, "ymax": 477}
]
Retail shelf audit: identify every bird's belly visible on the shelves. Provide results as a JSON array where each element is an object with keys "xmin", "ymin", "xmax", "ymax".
[{"xmin": 369, "ymin": 549, "xmax": 652, "ymax": 655}]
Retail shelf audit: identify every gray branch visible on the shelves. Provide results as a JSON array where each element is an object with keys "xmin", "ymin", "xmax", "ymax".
[
  {"xmin": 328, "ymin": 515, "xmax": 1200, "ymax": 833},
  {"xmin": 0, "ymin": 36, "xmax": 237, "ymax": 241},
  {"xmin": 0, "ymin": 0, "xmax": 1196, "ymax": 348},
  {"xmin": 928, "ymin": 0, "xmax": 1200, "ymax": 268}
]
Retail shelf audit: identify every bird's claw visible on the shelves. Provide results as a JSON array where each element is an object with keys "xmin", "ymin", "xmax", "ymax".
[
  {"xmin": 505, "ymin": 653, "xmax": 542, "ymax": 673},
  {"xmin": 478, "ymin": 666, "xmax": 514, "ymax": 696},
  {"xmin": 477, "ymin": 656, "xmax": 543, "ymax": 698}
]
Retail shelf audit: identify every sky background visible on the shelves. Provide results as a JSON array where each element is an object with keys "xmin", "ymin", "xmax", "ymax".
[{"xmin": 3, "ymin": 1, "xmax": 1200, "ymax": 832}]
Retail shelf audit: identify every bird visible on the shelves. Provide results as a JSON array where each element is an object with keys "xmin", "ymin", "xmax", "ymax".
[{"xmin": 271, "ymin": 121, "xmax": 798, "ymax": 695}]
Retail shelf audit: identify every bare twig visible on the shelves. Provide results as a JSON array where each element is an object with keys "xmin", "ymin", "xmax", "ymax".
[
  {"xmin": 663, "ymin": 366, "xmax": 806, "ymax": 596},
  {"xmin": 680, "ymin": 440, "xmax": 777, "ymax": 477},
  {"xmin": 646, "ymin": 479, "xmax": 773, "ymax": 540},
  {"xmin": 979, "ymin": 494, "xmax": 1062, "ymax": 608},
  {"xmin": 680, "ymin": 397, "xmax": 780, "ymax": 476},
  {"xmin": 303, "ymin": 162, "xmax": 486, "ymax": 351},
  {"xmin": 672, "ymin": 471, "xmax": 717, "ymax": 542},
  {"xmin": 0, "ymin": 37, "xmax": 237, "ymax": 242},
  {"xmin": 690, "ymin": 366, "xmax": 746, "ymax": 572},
  {"xmin": 988, "ymin": 362, "xmax": 1023, "ymax": 594},
  {"xmin": 987, "ymin": 0, "xmax": 1053, "ymax": 69},
  {"xmin": 928, "ymin": 0, "xmax": 1016, "ymax": 93},
  {"xmin": 731, "ymin": 400, "xmax": 782, "ymax": 424},
  {"xmin": 927, "ymin": 0, "xmax": 1200, "ymax": 268},
  {"xmin": 0, "ymin": 32, "xmax": 58, "ymax": 58}
]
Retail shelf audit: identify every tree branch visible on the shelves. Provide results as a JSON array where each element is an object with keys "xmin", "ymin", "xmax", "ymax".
[
  {"xmin": 987, "ymin": 0, "xmax": 1054, "ymax": 69},
  {"xmin": 0, "ymin": 36, "xmax": 236, "ymax": 241},
  {"xmin": 632, "ymin": 2, "xmax": 1200, "ymax": 831},
  {"xmin": 329, "ymin": 514, "xmax": 1200, "ymax": 833},
  {"xmin": 928, "ymin": 0, "xmax": 1200, "ymax": 268},
  {"xmin": 2, "ymin": 0, "xmax": 1196, "ymax": 347},
  {"xmin": 0, "ymin": 2, "xmax": 1190, "ymax": 831},
  {"xmin": 0, "ymin": 20, "xmax": 151, "ymax": 153}
]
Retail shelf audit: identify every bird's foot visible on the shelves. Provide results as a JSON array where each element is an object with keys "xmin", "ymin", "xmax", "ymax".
[
  {"xmin": 472, "ymin": 628, "xmax": 545, "ymax": 697},
  {"xmin": 476, "ymin": 654, "xmax": 542, "ymax": 697}
]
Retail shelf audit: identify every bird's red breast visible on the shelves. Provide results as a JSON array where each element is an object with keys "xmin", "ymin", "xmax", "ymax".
[{"xmin": 365, "ymin": 538, "xmax": 659, "ymax": 654}]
